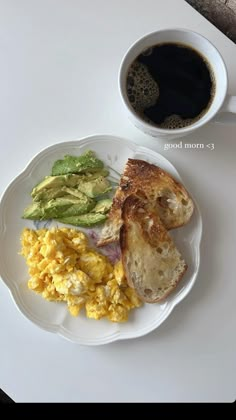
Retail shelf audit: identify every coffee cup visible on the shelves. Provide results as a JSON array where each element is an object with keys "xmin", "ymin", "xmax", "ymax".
[{"xmin": 119, "ymin": 28, "xmax": 236, "ymax": 139}]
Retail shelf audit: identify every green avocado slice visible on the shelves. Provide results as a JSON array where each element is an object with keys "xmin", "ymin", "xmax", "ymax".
[
  {"xmin": 31, "ymin": 170, "xmax": 109, "ymax": 198},
  {"xmin": 22, "ymin": 203, "xmax": 46, "ymax": 220},
  {"xmin": 92, "ymin": 199, "xmax": 112, "ymax": 214},
  {"xmin": 23, "ymin": 195, "xmax": 95, "ymax": 220},
  {"xmin": 22, "ymin": 199, "xmax": 73, "ymax": 220},
  {"xmin": 59, "ymin": 202, "xmax": 96, "ymax": 217},
  {"xmin": 31, "ymin": 174, "xmax": 82, "ymax": 196},
  {"xmin": 32, "ymin": 187, "xmax": 71, "ymax": 202},
  {"xmin": 60, "ymin": 187, "xmax": 89, "ymax": 200},
  {"xmin": 77, "ymin": 177, "xmax": 111, "ymax": 198},
  {"xmin": 51, "ymin": 151, "xmax": 104, "ymax": 176},
  {"xmin": 57, "ymin": 213, "xmax": 107, "ymax": 227}
]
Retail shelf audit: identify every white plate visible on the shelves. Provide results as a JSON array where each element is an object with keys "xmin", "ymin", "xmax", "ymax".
[{"xmin": 0, "ymin": 135, "xmax": 202, "ymax": 345}]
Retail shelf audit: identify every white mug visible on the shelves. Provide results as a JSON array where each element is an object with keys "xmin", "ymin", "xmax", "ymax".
[{"xmin": 119, "ymin": 28, "xmax": 236, "ymax": 140}]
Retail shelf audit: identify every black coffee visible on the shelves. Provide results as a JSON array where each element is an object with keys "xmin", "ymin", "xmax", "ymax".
[{"xmin": 126, "ymin": 42, "xmax": 215, "ymax": 129}]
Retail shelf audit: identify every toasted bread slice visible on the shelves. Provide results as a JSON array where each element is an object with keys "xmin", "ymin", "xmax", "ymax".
[
  {"xmin": 120, "ymin": 194, "xmax": 187, "ymax": 303},
  {"xmin": 98, "ymin": 159, "xmax": 194, "ymax": 246}
]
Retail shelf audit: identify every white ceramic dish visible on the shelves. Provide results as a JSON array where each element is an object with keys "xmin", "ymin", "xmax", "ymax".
[{"xmin": 0, "ymin": 135, "xmax": 202, "ymax": 345}]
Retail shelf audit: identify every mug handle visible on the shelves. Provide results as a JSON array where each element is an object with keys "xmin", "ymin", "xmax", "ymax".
[{"xmin": 212, "ymin": 95, "xmax": 236, "ymax": 124}]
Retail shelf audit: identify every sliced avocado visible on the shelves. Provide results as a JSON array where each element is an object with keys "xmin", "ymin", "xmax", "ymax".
[
  {"xmin": 51, "ymin": 151, "xmax": 104, "ymax": 176},
  {"xmin": 22, "ymin": 203, "xmax": 45, "ymax": 220},
  {"xmin": 50, "ymin": 196, "xmax": 88, "ymax": 205},
  {"xmin": 58, "ymin": 194, "xmax": 95, "ymax": 217},
  {"xmin": 57, "ymin": 213, "xmax": 107, "ymax": 227},
  {"xmin": 92, "ymin": 199, "xmax": 112, "ymax": 214},
  {"xmin": 59, "ymin": 189, "xmax": 96, "ymax": 213},
  {"xmin": 23, "ymin": 196, "xmax": 95, "ymax": 220},
  {"xmin": 41, "ymin": 197, "xmax": 75, "ymax": 219},
  {"xmin": 25, "ymin": 151, "xmax": 111, "ymax": 223},
  {"xmin": 45, "ymin": 196, "xmax": 95, "ymax": 218},
  {"xmin": 31, "ymin": 174, "xmax": 82, "ymax": 196},
  {"xmin": 59, "ymin": 202, "xmax": 95, "ymax": 217},
  {"xmin": 77, "ymin": 176, "xmax": 111, "ymax": 198},
  {"xmin": 93, "ymin": 169, "xmax": 109, "ymax": 178},
  {"xmin": 22, "ymin": 199, "xmax": 70, "ymax": 220},
  {"xmin": 31, "ymin": 171, "xmax": 109, "ymax": 198},
  {"xmin": 32, "ymin": 187, "xmax": 70, "ymax": 202},
  {"xmin": 61, "ymin": 187, "xmax": 89, "ymax": 200}
]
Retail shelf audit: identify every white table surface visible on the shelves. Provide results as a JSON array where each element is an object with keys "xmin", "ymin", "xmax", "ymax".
[{"xmin": 0, "ymin": 0, "xmax": 235, "ymax": 403}]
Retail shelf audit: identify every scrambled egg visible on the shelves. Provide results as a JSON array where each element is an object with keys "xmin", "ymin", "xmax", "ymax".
[{"xmin": 20, "ymin": 227, "xmax": 141, "ymax": 322}]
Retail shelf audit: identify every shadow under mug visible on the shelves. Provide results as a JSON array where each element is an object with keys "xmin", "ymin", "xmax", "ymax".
[{"xmin": 119, "ymin": 28, "xmax": 236, "ymax": 140}]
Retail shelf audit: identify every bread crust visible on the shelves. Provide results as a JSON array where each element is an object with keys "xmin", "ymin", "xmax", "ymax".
[
  {"xmin": 98, "ymin": 159, "xmax": 194, "ymax": 246},
  {"xmin": 120, "ymin": 194, "xmax": 187, "ymax": 303}
]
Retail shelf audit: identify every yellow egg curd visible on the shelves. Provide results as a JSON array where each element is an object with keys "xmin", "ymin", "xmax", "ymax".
[{"xmin": 20, "ymin": 227, "xmax": 141, "ymax": 322}]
